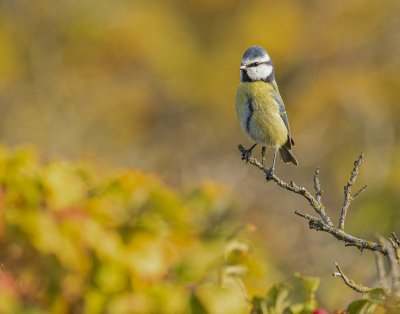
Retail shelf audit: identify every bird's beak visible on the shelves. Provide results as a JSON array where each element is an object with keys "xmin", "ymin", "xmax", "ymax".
[{"xmin": 239, "ymin": 65, "xmax": 246, "ymax": 70}]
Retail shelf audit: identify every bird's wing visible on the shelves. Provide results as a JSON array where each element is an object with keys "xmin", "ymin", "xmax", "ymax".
[
  {"xmin": 271, "ymin": 87, "xmax": 295, "ymax": 148},
  {"xmin": 236, "ymin": 83, "xmax": 249, "ymax": 116}
]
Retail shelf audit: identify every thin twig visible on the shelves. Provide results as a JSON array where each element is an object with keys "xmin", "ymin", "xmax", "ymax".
[
  {"xmin": 386, "ymin": 241, "xmax": 399, "ymax": 295},
  {"xmin": 352, "ymin": 185, "xmax": 368, "ymax": 201},
  {"xmin": 389, "ymin": 238, "xmax": 400, "ymax": 261},
  {"xmin": 333, "ymin": 262, "xmax": 372, "ymax": 293},
  {"xmin": 236, "ymin": 277, "xmax": 250, "ymax": 301},
  {"xmin": 338, "ymin": 152, "xmax": 365, "ymax": 231},
  {"xmin": 294, "ymin": 210, "xmax": 322, "ymax": 224},
  {"xmin": 392, "ymin": 232, "xmax": 400, "ymax": 246},
  {"xmin": 377, "ymin": 234, "xmax": 400, "ymax": 296},
  {"xmin": 375, "ymin": 253, "xmax": 389, "ymax": 289},
  {"xmin": 313, "ymin": 167, "xmax": 323, "ymax": 205}
]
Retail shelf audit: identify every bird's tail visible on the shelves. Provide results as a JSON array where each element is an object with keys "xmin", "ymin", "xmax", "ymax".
[{"xmin": 279, "ymin": 146, "xmax": 298, "ymax": 166}]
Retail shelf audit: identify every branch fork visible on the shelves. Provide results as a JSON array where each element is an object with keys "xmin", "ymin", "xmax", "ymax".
[{"xmin": 238, "ymin": 145, "xmax": 399, "ymax": 263}]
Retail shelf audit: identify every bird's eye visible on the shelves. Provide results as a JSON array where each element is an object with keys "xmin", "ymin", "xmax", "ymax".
[{"xmin": 253, "ymin": 62, "xmax": 259, "ymax": 66}]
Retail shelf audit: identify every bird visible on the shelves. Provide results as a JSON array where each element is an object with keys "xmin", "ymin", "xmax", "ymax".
[{"xmin": 235, "ymin": 46, "xmax": 298, "ymax": 180}]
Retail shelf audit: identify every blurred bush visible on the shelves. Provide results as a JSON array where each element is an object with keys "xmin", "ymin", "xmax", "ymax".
[
  {"xmin": 0, "ymin": 0, "xmax": 400, "ymax": 310},
  {"xmin": 0, "ymin": 145, "xmax": 278, "ymax": 313}
]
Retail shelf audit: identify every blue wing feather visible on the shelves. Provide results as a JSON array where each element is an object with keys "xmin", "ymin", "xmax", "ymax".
[
  {"xmin": 272, "ymin": 94, "xmax": 290, "ymax": 134},
  {"xmin": 272, "ymin": 93, "xmax": 295, "ymax": 148}
]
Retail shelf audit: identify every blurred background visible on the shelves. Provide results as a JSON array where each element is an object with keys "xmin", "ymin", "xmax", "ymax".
[{"xmin": 0, "ymin": 0, "xmax": 400, "ymax": 311}]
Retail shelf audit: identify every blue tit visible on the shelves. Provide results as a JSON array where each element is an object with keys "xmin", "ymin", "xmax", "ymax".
[{"xmin": 236, "ymin": 46, "xmax": 298, "ymax": 180}]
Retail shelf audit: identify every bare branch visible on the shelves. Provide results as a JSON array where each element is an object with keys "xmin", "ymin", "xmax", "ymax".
[
  {"xmin": 388, "ymin": 238, "xmax": 397, "ymax": 249},
  {"xmin": 388, "ymin": 238, "xmax": 400, "ymax": 261},
  {"xmin": 235, "ymin": 277, "xmax": 250, "ymax": 301},
  {"xmin": 238, "ymin": 146, "xmax": 400, "ymax": 264},
  {"xmin": 333, "ymin": 262, "xmax": 372, "ymax": 293},
  {"xmin": 239, "ymin": 145, "xmax": 400, "ymax": 296},
  {"xmin": 295, "ymin": 211, "xmax": 391, "ymax": 255},
  {"xmin": 387, "ymin": 242, "xmax": 399, "ymax": 295},
  {"xmin": 376, "ymin": 235, "xmax": 400, "ymax": 296},
  {"xmin": 338, "ymin": 152, "xmax": 365, "ymax": 231},
  {"xmin": 313, "ymin": 167, "xmax": 323, "ymax": 205},
  {"xmin": 352, "ymin": 185, "xmax": 368, "ymax": 201},
  {"xmin": 377, "ymin": 234, "xmax": 400, "ymax": 296},
  {"xmin": 392, "ymin": 232, "xmax": 400, "ymax": 246},
  {"xmin": 294, "ymin": 210, "xmax": 319, "ymax": 223},
  {"xmin": 295, "ymin": 210, "xmax": 326, "ymax": 230},
  {"xmin": 238, "ymin": 144, "xmax": 334, "ymax": 227},
  {"xmin": 375, "ymin": 253, "xmax": 389, "ymax": 289}
]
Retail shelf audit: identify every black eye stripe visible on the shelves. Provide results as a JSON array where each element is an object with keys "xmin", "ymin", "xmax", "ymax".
[{"xmin": 247, "ymin": 61, "xmax": 270, "ymax": 68}]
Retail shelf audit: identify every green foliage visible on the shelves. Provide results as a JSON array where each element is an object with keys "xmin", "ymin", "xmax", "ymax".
[
  {"xmin": 347, "ymin": 288, "xmax": 400, "ymax": 314},
  {"xmin": 251, "ymin": 273, "xmax": 320, "ymax": 314}
]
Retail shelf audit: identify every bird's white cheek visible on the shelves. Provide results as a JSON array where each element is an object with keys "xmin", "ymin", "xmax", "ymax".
[
  {"xmin": 246, "ymin": 69, "xmax": 258, "ymax": 81},
  {"xmin": 246, "ymin": 64, "xmax": 273, "ymax": 81},
  {"xmin": 259, "ymin": 64, "xmax": 273, "ymax": 78}
]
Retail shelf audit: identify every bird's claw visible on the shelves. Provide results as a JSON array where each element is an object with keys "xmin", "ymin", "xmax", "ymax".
[
  {"xmin": 241, "ymin": 149, "xmax": 252, "ymax": 162},
  {"xmin": 266, "ymin": 168, "xmax": 275, "ymax": 181}
]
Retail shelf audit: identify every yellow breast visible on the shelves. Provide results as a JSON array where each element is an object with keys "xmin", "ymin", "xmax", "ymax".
[{"xmin": 235, "ymin": 81, "xmax": 288, "ymax": 148}]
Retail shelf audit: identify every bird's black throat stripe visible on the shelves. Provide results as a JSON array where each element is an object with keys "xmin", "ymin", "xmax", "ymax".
[{"xmin": 246, "ymin": 101, "xmax": 254, "ymax": 132}]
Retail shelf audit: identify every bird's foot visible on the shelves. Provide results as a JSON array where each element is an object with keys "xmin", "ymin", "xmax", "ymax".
[
  {"xmin": 241, "ymin": 149, "xmax": 253, "ymax": 162},
  {"xmin": 266, "ymin": 168, "xmax": 275, "ymax": 181}
]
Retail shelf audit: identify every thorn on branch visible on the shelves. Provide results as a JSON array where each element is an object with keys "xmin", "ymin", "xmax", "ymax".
[{"xmin": 333, "ymin": 262, "xmax": 372, "ymax": 293}]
